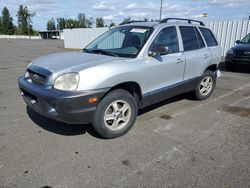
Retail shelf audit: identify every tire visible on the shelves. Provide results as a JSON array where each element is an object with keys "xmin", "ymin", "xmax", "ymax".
[
  {"xmin": 92, "ymin": 89, "xmax": 138, "ymax": 139},
  {"xmin": 194, "ymin": 71, "xmax": 216, "ymax": 100}
]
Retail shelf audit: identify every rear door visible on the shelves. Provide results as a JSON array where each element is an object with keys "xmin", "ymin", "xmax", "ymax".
[
  {"xmin": 179, "ymin": 26, "xmax": 211, "ymax": 80},
  {"xmin": 198, "ymin": 27, "xmax": 221, "ymax": 65}
]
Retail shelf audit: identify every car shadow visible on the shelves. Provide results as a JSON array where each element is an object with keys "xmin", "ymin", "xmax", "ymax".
[
  {"xmin": 138, "ymin": 92, "xmax": 194, "ymax": 115},
  {"xmin": 27, "ymin": 93, "xmax": 194, "ymax": 137},
  {"xmin": 219, "ymin": 61, "xmax": 250, "ymax": 73},
  {"xmin": 26, "ymin": 106, "xmax": 101, "ymax": 138}
]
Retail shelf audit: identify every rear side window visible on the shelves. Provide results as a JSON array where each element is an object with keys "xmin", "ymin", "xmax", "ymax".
[
  {"xmin": 180, "ymin": 26, "xmax": 205, "ymax": 51},
  {"xmin": 150, "ymin": 26, "xmax": 179, "ymax": 53},
  {"xmin": 195, "ymin": 27, "xmax": 205, "ymax": 48},
  {"xmin": 199, "ymin": 27, "xmax": 218, "ymax": 47}
]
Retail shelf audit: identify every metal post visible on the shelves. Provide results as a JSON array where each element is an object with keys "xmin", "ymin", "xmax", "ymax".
[
  {"xmin": 160, "ymin": 0, "xmax": 163, "ymax": 21},
  {"xmin": 58, "ymin": 24, "xmax": 63, "ymax": 48},
  {"xmin": 28, "ymin": 17, "xmax": 31, "ymax": 39}
]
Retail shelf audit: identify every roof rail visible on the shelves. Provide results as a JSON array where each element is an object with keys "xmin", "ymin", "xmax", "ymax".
[
  {"xmin": 128, "ymin": 20, "xmax": 146, "ymax": 24},
  {"xmin": 159, "ymin": 18, "xmax": 205, "ymax": 26}
]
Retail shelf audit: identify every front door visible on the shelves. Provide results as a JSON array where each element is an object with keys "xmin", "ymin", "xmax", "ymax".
[{"xmin": 145, "ymin": 26, "xmax": 185, "ymax": 94}]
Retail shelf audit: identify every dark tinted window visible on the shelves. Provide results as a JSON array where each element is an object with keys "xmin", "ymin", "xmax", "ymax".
[
  {"xmin": 195, "ymin": 28, "xmax": 205, "ymax": 48},
  {"xmin": 180, "ymin": 26, "xmax": 205, "ymax": 51},
  {"xmin": 199, "ymin": 27, "xmax": 218, "ymax": 46},
  {"xmin": 241, "ymin": 33, "xmax": 250, "ymax": 43},
  {"xmin": 150, "ymin": 26, "xmax": 179, "ymax": 53}
]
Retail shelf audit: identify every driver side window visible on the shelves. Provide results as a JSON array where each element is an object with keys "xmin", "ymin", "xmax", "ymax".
[{"xmin": 151, "ymin": 26, "xmax": 179, "ymax": 54}]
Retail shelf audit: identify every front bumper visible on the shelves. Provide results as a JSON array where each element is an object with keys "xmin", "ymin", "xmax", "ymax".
[
  {"xmin": 18, "ymin": 76, "xmax": 109, "ymax": 124},
  {"xmin": 225, "ymin": 53, "xmax": 250, "ymax": 65}
]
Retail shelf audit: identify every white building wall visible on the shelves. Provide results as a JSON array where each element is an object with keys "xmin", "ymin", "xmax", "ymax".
[
  {"xmin": 63, "ymin": 27, "xmax": 108, "ymax": 49},
  {"xmin": 63, "ymin": 20, "xmax": 250, "ymax": 56},
  {"xmin": 206, "ymin": 19, "xmax": 250, "ymax": 56}
]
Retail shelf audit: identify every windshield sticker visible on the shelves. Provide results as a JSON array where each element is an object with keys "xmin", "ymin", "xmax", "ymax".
[{"xmin": 130, "ymin": 28, "xmax": 148, "ymax": 33}]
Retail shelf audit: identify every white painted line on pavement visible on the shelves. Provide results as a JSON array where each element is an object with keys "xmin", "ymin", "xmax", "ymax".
[{"xmin": 173, "ymin": 83, "xmax": 250, "ymax": 118}]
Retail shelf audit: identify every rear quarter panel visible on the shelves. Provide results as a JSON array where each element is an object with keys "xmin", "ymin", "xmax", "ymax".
[{"xmin": 208, "ymin": 46, "xmax": 222, "ymax": 66}]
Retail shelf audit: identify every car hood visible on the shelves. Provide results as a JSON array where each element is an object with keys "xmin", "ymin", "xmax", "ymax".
[
  {"xmin": 31, "ymin": 52, "xmax": 124, "ymax": 73},
  {"xmin": 233, "ymin": 43, "xmax": 250, "ymax": 55}
]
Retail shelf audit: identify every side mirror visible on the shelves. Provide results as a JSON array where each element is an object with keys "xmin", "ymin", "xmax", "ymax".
[
  {"xmin": 235, "ymin": 40, "xmax": 240, "ymax": 44},
  {"xmin": 149, "ymin": 46, "xmax": 169, "ymax": 57}
]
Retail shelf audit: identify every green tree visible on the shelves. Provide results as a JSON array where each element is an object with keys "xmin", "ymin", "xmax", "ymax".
[
  {"xmin": 57, "ymin": 15, "xmax": 93, "ymax": 30},
  {"xmin": 47, "ymin": 18, "xmax": 56, "ymax": 30},
  {"xmin": 17, "ymin": 5, "xmax": 34, "ymax": 35},
  {"xmin": 85, "ymin": 17, "xmax": 93, "ymax": 28},
  {"xmin": 150, "ymin": 19, "xmax": 159, "ymax": 22},
  {"xmin": 96, "ymin": 17, "xmax": 104, "ymax": 27},
  {"xmin": 66, "ymin": 18, "xmax": 79, "ymax": 28},
  {"xmin": 57, "ymin": 18, "xmax": 66, "ymax": 30},
  {"xmin": 119, "ymin": 17, "xmax": 131, "ymax": 25},
  {"xmin": 2, "ymin": 7, "xmax": 14, "ymax": 35},
  {"xmin": 77, "ymin": 13, "xmax": 93, "ymax": 28},
  {"xmin": 109, "ymin": 22, "xmax": 115, "ymax": 28},
  {"xmin": 0, "ymin": 17, "xmax": 3, "ymax": 34},
  {"xmin": 78, "ymin": 13, "xmax": 87, "ymax": 28}
]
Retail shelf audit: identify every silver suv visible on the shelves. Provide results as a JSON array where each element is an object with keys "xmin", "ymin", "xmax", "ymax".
[{"xmin": 18, "ymin": 18, "xmax": 221, "ymax": 138}]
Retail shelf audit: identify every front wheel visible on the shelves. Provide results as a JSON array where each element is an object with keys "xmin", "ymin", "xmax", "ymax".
[
  {"xmin": 92, "ymin": 89, "xmax": 138, "ymax": 139},
  {"xmin": 194, "ymin": 71, "xmax": 216, "ymax": 100}
]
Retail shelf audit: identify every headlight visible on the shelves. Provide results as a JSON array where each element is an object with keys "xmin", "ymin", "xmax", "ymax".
[
  {"xmin": 227, "ymin": 49, "xmax": 234, "ymax": 55},
  {"xmin": 54, "ymin": 73, "xmax": 79, "ymax": 91}
]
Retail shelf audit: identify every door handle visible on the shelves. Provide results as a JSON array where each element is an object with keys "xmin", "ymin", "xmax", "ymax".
[
  {"xmin": 204, "ymin": 54, "xmax": 210, "ymax": 59},
  {"xmin": 176, "ymin": 59, "xmax": 183, "ymax": 64}
]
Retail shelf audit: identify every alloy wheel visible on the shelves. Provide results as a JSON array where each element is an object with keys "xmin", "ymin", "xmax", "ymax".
[{"xmin": 103, "ymin": 100, "xmax": 132, "ymax": 131}]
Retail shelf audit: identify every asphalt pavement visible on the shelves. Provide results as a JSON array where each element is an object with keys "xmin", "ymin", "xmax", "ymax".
[{"xmin": 0, "ymin": 39, "xmax": 249, "ymax": 188}]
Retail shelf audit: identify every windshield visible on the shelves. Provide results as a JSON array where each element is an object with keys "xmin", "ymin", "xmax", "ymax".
[
  {"xmin": 84, "ymin": 26, "xmax": 153, "ymax": 58},
  {"xmin": 241, "ymin": 33, "xmax": 250, "ymax": 43}
]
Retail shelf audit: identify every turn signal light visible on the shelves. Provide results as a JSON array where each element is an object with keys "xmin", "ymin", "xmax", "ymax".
[{"xmin": 88, "ymin": 97, "xmax": 97, "ymax": 103}]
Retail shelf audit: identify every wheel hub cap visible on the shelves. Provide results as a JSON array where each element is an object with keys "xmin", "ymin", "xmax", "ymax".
[
  {"xmin": 199, "ymin": 76, "xmax": 213, "ymax": 96},
  {"xmin": 114, "ymin": 111, "xmax": 122, "ymax": 119},
  {"xmin": 104, "ymin": 100, "xmax": 132, "ymax": 131}
]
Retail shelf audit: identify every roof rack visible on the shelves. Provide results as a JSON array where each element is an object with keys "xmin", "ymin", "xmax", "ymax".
[
  {"xmin": 128, "ymin": 20, "xmax": 146, "ymax": 24},
  {"xmin": 159, "ymin": 18, "xmax": 205, "ymax": 26}
]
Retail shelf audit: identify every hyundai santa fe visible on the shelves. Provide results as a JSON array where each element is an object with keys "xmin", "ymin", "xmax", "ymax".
[{"xmin": 18, "ymin": 18, "xmax": 222, "ymax": 138}]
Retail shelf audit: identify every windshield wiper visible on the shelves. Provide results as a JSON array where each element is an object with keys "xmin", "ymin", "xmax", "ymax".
[{"xmin": 83, "ymin": 48, "xmax": 118, "ymax": 57}]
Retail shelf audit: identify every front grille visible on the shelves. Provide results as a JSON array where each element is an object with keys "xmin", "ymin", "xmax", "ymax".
[
  {"xmin": 28, "ymin": 70, "xmax": 47, "ymax": 85},
  {"xmin": 235, "ymin": 50, "xmax": 250, "ymax": 56},
  {"xmin": 21, "ymin": 88, "xmax": 37, "ymax": 101},
  {"xmin": 233, "ymin": 55, "xmax": 250, "ymax": 62}
]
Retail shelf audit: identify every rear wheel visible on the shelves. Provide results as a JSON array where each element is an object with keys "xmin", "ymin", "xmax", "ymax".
[
  {"xmin": 92, "ymin": 89, "xmax": 137, "ymax": 139},
  {"xmin": 194, "ymin": 71, "xmax": 216, "ymax": 100}
]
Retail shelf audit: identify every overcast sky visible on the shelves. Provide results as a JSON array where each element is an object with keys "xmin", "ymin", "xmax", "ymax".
[{"xmin": 0, "ymin": 0, "xmax": 250, "ymax": 30}]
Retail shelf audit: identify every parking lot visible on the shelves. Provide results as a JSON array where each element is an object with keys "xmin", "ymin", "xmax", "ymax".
[{"xmin": 0, "ymin": 39, "xmax": 249, "ymax": 188}]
